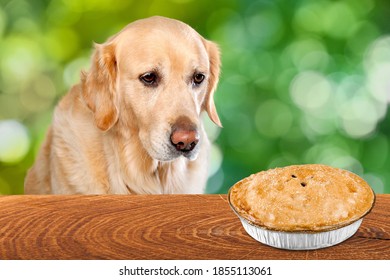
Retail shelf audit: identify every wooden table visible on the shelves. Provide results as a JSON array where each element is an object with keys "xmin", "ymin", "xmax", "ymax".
[{"xmin": 0, "ymin": 194, "xmax": 389, "ymax": 260}]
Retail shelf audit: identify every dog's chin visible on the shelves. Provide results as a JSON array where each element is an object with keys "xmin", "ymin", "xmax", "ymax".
[{"xmin": 148, "ymin": 144, "xmax": 200, "ymax": 162}]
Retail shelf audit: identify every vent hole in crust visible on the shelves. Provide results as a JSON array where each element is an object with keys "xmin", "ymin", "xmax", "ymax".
[
  {"xmin": 301, "ymin": 182, "xmax": 307, "ymax": 187},
  {"xmin": 291, "ymin": 174, "xmax": 297, "ymax": 178}
]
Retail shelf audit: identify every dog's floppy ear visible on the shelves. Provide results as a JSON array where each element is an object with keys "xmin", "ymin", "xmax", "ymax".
[
  {"xmin": 202, "ymin": 39, "xmax": 222, "ymax": 127},
  {"xmin": 81, "ymin": 43, "xmax": 119, "ymax": 131}
]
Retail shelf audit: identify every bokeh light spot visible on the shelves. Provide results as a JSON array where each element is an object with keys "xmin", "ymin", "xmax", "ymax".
[
  {"xmin": 338, "ymin": 96, "xmax": 379, "ymax": 138},
  {"xmin": 246, "ymin": 8, "xmax": 284, "ymax": 48},
  {"xmin": 304, "ymin": 142, "xmax": 349, "ymax": 165},
  {"xmin": 290, "ymin": 71, "xmax": 332, "ymax": 111},
  {"xmin": 363, "ymin": 173, "xmax": 385, "ymax": 194},
  {"xmin": 208, "ymin": 144, "xmax": 223, "ymax": 178},
  {"xmin": 284, "ymin": 38, "xmax": 329, "ymax": 71},
  {"xmin": 322, "ymin": 2, "xmax": 358, "ymax": 38},
  {"xmin": 63, "ymin": 57, "xmax": 90, "ymax": 87},
  {"xmin": 365, "ymin": 36, "xmax": 390, "ymax": 105},
  {"xmin": 202, "ymin": 113, "xmax": 221, "ymax": 143},
  {"xmin": 330, "ymin": 155, "xmax": 364, "ymax": 175},
  {"xmin": 302, "ymin": 113, "xmax": 336, "ymax": 137},
  {"xmin": 206, "ymin": 168, "xmax": 224, "ymax": 194},
  {"xmin": 364, "ymin": 36, "xmax": 390, "ymax": 70},
  {"xmin": 43, "ymin": 28, "xmax": 80, "ymax": 62},
  {"xmin": 0, "ymin": 36, "xmax": 42, "ymax": 83},
  {"xmin": 0, "ymin": 120, "xmax": 30, "ymax": 164},
  {"xmin": 293, "ymin": 2, "xmax": 323, "ymax": 33}
]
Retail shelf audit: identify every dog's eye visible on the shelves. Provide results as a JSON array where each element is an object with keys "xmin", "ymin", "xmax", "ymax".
[
  {"xmin": 193, "ymin": 73, "xmax": 205, "ymax": 85},
  {"xmin": 140, "ymin": 72, "xmax": 158, "ymax": 86}
]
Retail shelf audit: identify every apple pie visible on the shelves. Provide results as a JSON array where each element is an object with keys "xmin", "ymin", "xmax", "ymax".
[{"xmin": 228, "ymin": 164, "xmax": 375, "ymax": 249}]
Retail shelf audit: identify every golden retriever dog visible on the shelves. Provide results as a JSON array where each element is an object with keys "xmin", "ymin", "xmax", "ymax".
[{"xmin": 24, "ymin": 16, "xmax": 221, "ymax": 194}]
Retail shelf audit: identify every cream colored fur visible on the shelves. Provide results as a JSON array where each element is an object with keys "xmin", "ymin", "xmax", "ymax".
[{"xmin": 24, "ymin": 16, "xmax": 221, "ymax": 194}]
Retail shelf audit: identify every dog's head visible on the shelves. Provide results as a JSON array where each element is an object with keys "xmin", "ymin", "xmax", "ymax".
[{"xmin": 81, "ymin": 16, "xmax": 221, "ymax": 161}]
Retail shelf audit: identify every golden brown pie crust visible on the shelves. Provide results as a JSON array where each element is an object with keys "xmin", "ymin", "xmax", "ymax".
[{"xmin": 228, "ymin": 164, "xmax": 375, "ymax": 232}]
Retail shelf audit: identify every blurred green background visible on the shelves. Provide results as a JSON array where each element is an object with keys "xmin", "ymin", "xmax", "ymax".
[{"xmin": 0, "ymin": 0, "xmax": 389, "ymax": 194}]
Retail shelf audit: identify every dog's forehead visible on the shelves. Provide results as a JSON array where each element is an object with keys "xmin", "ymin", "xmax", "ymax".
[
  {"xmin": 114, "ymin": 17, "xmax": 209, "ymax": 69},
  {"xmin": 123, "ymin": 16, "xmax": 197, "ymax": 38}
]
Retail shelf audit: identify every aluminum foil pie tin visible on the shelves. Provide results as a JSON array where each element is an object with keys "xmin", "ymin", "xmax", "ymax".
[
  {"xmin": 228, "ymin": 191, "xmax": 374, "ymax": 250},
  {"xmin": 236, "ymin": 215, "xmax": 363, "ymax": 250}
]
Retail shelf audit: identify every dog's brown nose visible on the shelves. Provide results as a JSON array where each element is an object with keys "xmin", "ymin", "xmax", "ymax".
[
  {"xmin": 170, "ymin": 117, "xmax": 199, "ymax": 152},
  {"xmin": 171, "ymin": 129, "xmax": 199, "ymax": 152}
]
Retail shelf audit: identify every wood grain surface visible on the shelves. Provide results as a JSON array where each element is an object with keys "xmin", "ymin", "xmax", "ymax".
[{"xmin": 0, "ymin": 194, "xmax": 389, "ymax": 260}]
